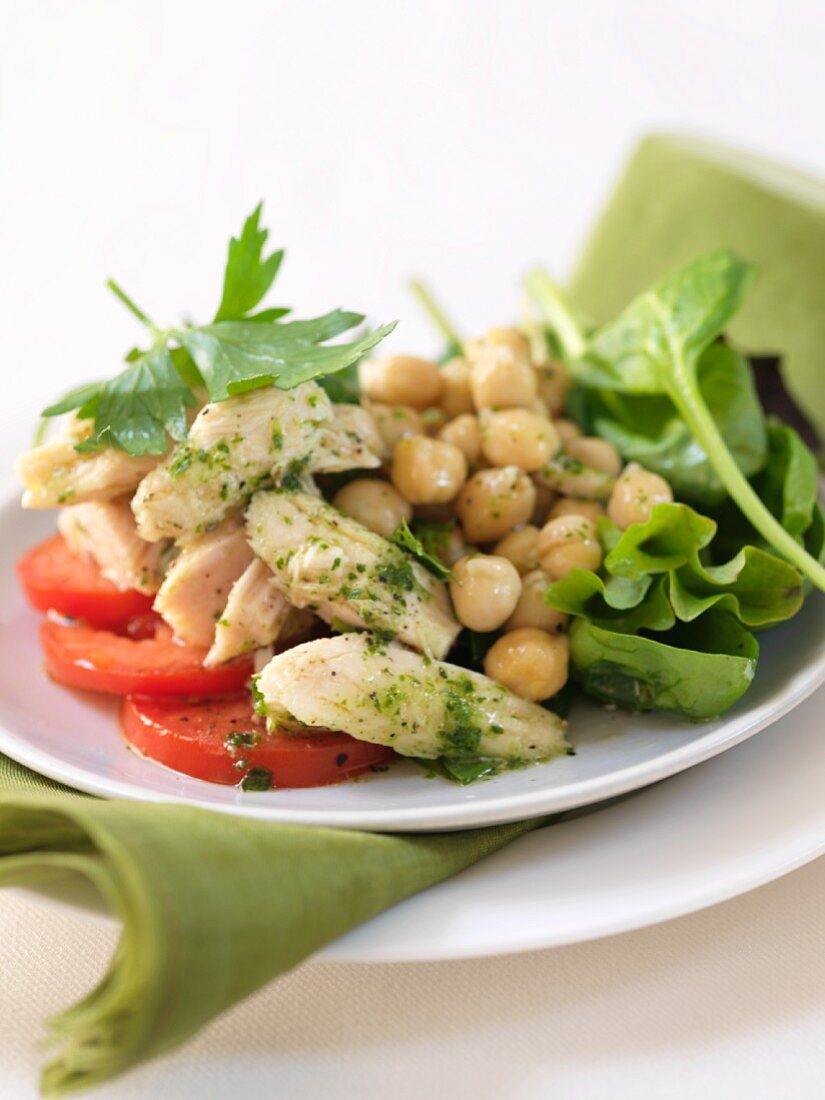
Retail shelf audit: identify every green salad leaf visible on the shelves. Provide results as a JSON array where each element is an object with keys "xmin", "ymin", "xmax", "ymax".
[
  {"xmin": 569, "ymin": 612, "xmax": 759, "ymax": 719},
  {"xmin": 603, "ymin": 503, "xmax": 716, "ymax": 578},
  {"xmin": 668, "ymin": 545, "xmax": 804, "ymax": 629},
  {"xmin": 545, "ymin": 570, "xmax": 675, "ymax": 633},
  {"xmin": 527, "ymin": 251, "xmax": 825, "ymax": 592},
  {"xmin": 41, "ymin": 206, "xmax": 396, "ymax": 456},
  {"xmin": 579, "ymin": 342, "xmax": 767, "ymax": 505}
]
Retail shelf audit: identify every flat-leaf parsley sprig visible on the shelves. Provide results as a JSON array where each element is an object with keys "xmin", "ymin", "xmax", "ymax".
[{"xmin": 43, "ymin": 204, "xmax": 397, "ymax": 456}]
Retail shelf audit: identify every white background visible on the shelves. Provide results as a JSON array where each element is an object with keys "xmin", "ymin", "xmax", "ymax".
[{"xmin": 2, "ymin": 1, "xmax": 825, "ymax": 1097}]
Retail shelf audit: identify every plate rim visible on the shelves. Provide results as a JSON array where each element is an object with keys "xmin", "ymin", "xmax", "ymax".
[
  {"xmin": 2, "ymin": 496, "xmax": 825, "ymax": 831},
  {"xmin": 10, "ymin": 687, "xmax": 825, "ymax": 962}
]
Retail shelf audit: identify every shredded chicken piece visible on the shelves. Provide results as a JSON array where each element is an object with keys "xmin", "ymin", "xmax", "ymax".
[
  {"xmin": 246, "ymin": 490, "xmax": 460, "ymax": 658},
  {"xmin": 256, "ymin": 633, "xmax": 569, "ymax": 762},
  {"xmin": 153, "ymin": 515, "xmax": 254, "ymax": 646},
  {"xmin": 58, "ymin": 497, "xmax": 169, "ymax": 594},
  {"xmin": 205, "ymin": 558, "xmax": 315, "ymax": 666}
]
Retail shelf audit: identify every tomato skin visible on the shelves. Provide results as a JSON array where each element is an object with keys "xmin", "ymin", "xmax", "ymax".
[
  {"xmin": 17, "ymin": 534, "xmax": 154, "ymax": 629},
  {"xmin": 40, "ymin": 619, "xmax": 253, "ymax": 697},
  {"xmin": 121, "ymin": 695, "xmax": 396, "ymax": 788}
]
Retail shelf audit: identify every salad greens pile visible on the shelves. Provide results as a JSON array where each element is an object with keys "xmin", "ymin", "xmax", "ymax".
[
  {"xmin": 42, "ymin": 205, "xmax": 396, "ymax": 455},
  {"xmin": 522, "ymin": 251, "xmax": 824, "ymax": 718}
]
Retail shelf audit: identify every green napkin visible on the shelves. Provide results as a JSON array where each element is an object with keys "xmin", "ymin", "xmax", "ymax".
[
  {"xmin": 0, "ymin": 754, "xmax": 539, "ymax": 1095},
  {"xmin": 568, "ymin": 133, "xmax": 825, "ymax": 439}
]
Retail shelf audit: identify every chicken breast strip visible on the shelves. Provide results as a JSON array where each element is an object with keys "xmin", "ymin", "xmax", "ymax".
[
  {"xmin": 205, "ymin": 558, "xmax": 315, "ymax": 667},
  {"xmin": 256, "ymin": 633, "xmax": 570, "ymax": 763},
  {"xmin": 153, "ymin": 515, "xmax": 254, "ymax": 646},
  {"xmin": 246, "ymin": 490, "xmax": 461, "ymax": 659},
  {"xmin": 58, "ymin": 497, "xmax": 169, "ymax": 594},
  {"xmin": 132, "ymin": 383, "xmax": 382, "ymax": 544},
  {"xmin": 17, "ymin": 416, "xmax": 160, "ymax": 509}
]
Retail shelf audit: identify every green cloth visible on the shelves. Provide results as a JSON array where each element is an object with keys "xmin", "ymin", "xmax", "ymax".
[
  {"xmin": 0, "ymin": 752, "xmax": 540, "ymax": 1094},
  {"xmin": 569, "ymin": 133, "xmax": 825, "ymax": 439}
]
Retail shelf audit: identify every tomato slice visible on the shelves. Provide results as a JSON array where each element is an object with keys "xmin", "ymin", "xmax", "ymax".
[
  {"xmin": 121, "ymin": 695, "xmax": 396, "ymax": 788},
  {"xmin": 40, "ymin": 619, "xmax": 252, "ymax": 697},
  {"xmin": 18, "ymin": 534, "xmax": 154, "ymax": 629}
]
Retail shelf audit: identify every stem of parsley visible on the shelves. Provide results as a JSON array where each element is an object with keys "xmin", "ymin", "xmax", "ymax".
[
  {"xmin": 106, "ymin": 278, "xmax": 160, "ymax": 334},
  {"xmin": 409, "ymin": 279, "xmax": 464, "ymax": 354}
]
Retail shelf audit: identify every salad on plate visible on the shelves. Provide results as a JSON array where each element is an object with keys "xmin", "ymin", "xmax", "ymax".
[{"xmin": 13, "ymin": 207, "xmax": 824, "ymax": 792}]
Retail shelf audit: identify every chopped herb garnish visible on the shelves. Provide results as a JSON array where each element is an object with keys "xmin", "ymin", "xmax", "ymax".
[
  {"xmin": 391, "ymin": 519, "xmax": 451, "ymax": 579},
  {"xmin": 239, "ymin": 767, "xmax": 273, "ymax": 792}
]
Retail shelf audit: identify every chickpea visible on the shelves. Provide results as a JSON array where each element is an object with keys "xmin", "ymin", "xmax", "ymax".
[
  {"xmin": 359, "ymin": 355, "xmax": 444, "ymax": 411},
  {"xmin": 567, "ymin": 436, "xmax": 622, "ymax": 476},
  {"xmin": 483, "ymin": 327, "xmax": 532, "ymax": 368},
  {"xmin": 493, "ymin": 525, "xmax": 541, "ymax": 575},
  {"xmin": 468, "ymin": 345, "xmax": 538, "ymax": 411},
  {"xmin": 438, "ymin": 414, "xmax": 481, "ymax": 466},
  {"xmin": 440, "ymin": 358, "xmax": 475, "ymax": 418},
  {"xmin": 535, "ymin": 359, "xmax": 572, "ymax": 416},
  {"xmin": 505, "ymin": 569, "xmax": 570, "ymax": 633},
  {"xmin": 548, "ymin": 496, "xmax": 606, "ymax": 524},
  {"xmin": 391, "ymin": 436, "xmax": 467, "ymax": 505},
  {"xmin": 554, "ymin": 417, "xmax": 582, "ymax": 450},
  {"xmin": 538, "ymin": 514, "xmax": 603, "ymax": 580},
  {"xmin": 536, "ymin": 456, "xmax": 614, "ymax": 501},
  {"xmin": 369, "ymin": 404, "xmax": 425, "ymax": 453},
  {"xmin": 449, "ymin": 554, "xmax": 522, "ymax": 632},
  {"xmin": 455, "ymin": 466, "xmax": 537, "ymax": 543},
  {"xmin": 484, "ymin": 628, "xmax": 569, "ymax": 701},
  {"xmin": 332, "ymin": 478, "xmax": 412, "ymax": 538},
  {"xmin": 608, "ymin": 463, "xmax": 674, "ymax": 530},
  {"xmin": 479, "ymin": 408, "xmax": 560, "ymax": 472}
]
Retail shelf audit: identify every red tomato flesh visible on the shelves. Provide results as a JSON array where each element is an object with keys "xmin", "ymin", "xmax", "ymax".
[
  {"xmin": 40, "ymin": 619, "xmax": 252, "ymax": 697},
  {"xmin": 121, "ymin": 695, "xmax": 396, "ymax": 788},
  {"xmin": 17, "ymin": 534, "xmax": 154, "ymax": 629}
]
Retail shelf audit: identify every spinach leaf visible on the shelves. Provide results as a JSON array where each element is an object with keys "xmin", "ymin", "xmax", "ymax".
[
  {"xmin": 603, "ymin": 503, "xmax": 716, "ymax": 578},
  {"xmin": 528, "ymin": 250, "xmax": 825, "ymax": 592},
  {"xmin": 545, "ymin": 570, "xmax": 676, "ymax": 633},
  {"xmin": 669, "ymin": 546, "xmax": 803, "ymax": 628},
  {"xmin": 569, "ymin": 612, "xmax": 759, "ymax": 719},
  {"xmin": 585, "ymin": 343, "xmax": 767, "ymax": 505},
  {"xmin": 756, "ymin": 421, "xmax": 819, "ymax": 541}
]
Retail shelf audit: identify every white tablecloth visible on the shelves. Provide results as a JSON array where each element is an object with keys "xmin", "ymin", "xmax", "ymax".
[{"xmin": 2, "ymin": 862, "xmax": 825, "ymax": 1099}]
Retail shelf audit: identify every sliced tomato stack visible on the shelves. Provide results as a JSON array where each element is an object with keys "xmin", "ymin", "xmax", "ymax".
[
  {"xmin": 19, "ymin": 533, "xmax": 395, "ymax": 789},
  {"xmin": 122, "ymin": 695, "xmax": 394, "ymax": 788}
]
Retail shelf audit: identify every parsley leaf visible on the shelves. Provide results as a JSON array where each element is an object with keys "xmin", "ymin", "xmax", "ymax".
[
  {"xmin": 180, "ymin": 315, "xmax": 397, "ymax": 402},
  {"xmin": 391, "ymin": 519, "xmax": 452, "ymax": 579},
  {"xmin": 214, "ymin": 203, "xmax": 286, "ymax": 322},
  {"xmin": 74, "ymin": 344, "xmax": 197, "ymax": 455},
  {"xmin": 40, "ymin": 205, "xmax": 397, "ymax": 455}
]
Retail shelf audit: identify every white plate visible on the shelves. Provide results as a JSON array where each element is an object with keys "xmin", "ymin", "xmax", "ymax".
[
  {"xmin": 17, "ymin": 683, "xmax": 825, "ymax": 960},
  {"xmin": 2, "ymin": 500, "xmax": 825, "ymax": 832}
]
